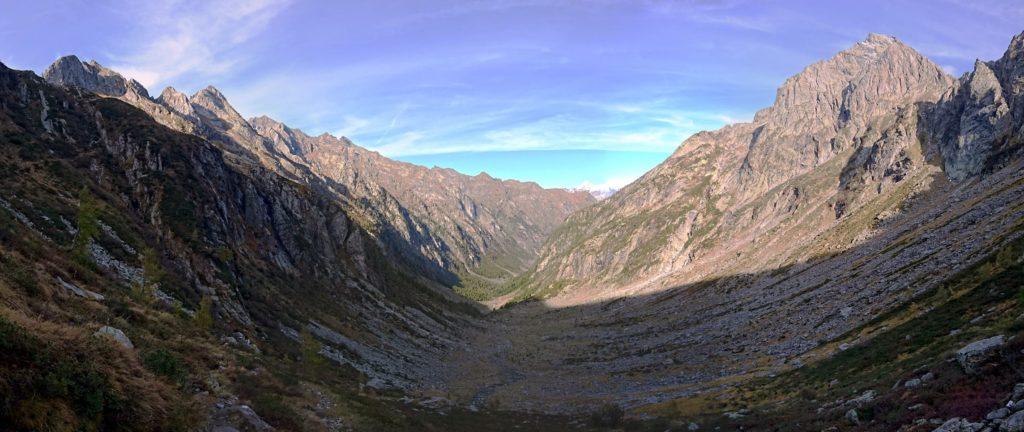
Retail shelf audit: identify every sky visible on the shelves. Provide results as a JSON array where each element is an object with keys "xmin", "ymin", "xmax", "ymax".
[{"xmin": 1, "ymin": 0, "xmax": 1022, "ymax": 189}]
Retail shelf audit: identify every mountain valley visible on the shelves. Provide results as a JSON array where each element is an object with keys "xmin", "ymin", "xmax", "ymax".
[{"xmin": 1, "ymin": 26, "xmax": 1024, "ymax": 432}]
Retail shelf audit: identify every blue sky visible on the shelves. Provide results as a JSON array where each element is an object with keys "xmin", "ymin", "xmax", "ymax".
[{"xmin": 1, "ymin": 0, "xmax": 1022, "ymax": 189}]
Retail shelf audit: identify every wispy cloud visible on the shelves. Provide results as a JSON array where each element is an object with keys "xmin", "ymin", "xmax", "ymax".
[
  {"xmin": 373, "ymin": 131, "xmax": 426, "ymax": 155},
  {"xmin": 642, "ymin": 0, "xmax": 783, "ymax": 32},
  {"xmin": 333, "ymin": 116, "xmax": 371, "ymax": 138},
  {"xmin": 374, "ymin": 103, "xmax": 412, "ymax": 147},
  {"xmin": 109, "ymin": 0, "xmax": 290, "ymax": 89},
  {"xmin": 353, "ymin": 95, "xmax": 753, "ymax": 158}
]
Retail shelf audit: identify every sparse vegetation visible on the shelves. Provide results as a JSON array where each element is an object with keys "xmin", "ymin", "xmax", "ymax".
[
  {"xmin": 193, "ymin": 296, "xmax": 214, "ymax": 332},
  {"xmin": 300, "ymin": 327, "xmax": 325, "ymax": 370},
  {"xmin": 72, "ymin": 187, "xmax": 99, "ymax": 262},
  {"xmin": 132, "ymin": 247, "xmax": 163, "ymax": 302},
  {"xmin": 589, "ymin": 403, "xmax": 624, "ymax": 428},
  {"xmin": 142, "ymin": 348, "xmax": 187, "ymax": 384}
]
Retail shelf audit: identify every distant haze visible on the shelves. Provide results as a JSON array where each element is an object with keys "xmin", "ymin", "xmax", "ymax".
[{"xmin": 396, "ymin": 150, "xmax": 666, "ymax": 189}]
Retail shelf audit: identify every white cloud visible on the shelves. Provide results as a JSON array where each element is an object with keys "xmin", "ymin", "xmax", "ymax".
[
  {"xmin": 333, "ymin": 116, "xmax": 371, "ymax": 138},
  {"xmin": 373, "ymin": 131, "xmax": 426, "ymax": 156},
  {"xmin": 715, "ymin": 114, "xmax": 749, "ymax": 124},
  {"xmin": 653, "ymin": 114, "xmax": 696, "ymax": 129},
  {"xmin": 109, "ymin": 0, "xmax": 290, "ymax": 89}
]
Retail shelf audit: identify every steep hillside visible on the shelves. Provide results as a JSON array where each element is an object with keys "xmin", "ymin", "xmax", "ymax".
[
  {"xmin": 249, "ymin": 116, "xmax": 594, "ymax": 282},
  {"xmin": 43, "ymin": 56, "xmax": 594, "ymax": 289},
  {"xmin": 0, "ymin": 60, "xmax": 493, "ymax": 430}
]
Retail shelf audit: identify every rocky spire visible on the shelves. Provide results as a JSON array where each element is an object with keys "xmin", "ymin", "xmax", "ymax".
[
  {"xmin": 929, "ymin": 30, "xmax": 1024, "ymax": 181},
  {"xmin": 157, "ymin": 86, "xmax": 196, "ymax": 119},
  {"xmin": 188, "ymin": 85, "xmax": 253, "ymax": 131}
]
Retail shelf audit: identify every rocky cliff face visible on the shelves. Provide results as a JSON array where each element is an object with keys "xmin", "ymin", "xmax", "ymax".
[
  {"xmin": 929, "ymin": 33, "xmax": 1024, "ymax": 181},
  {"xmin": 249, "ymin": 116, "xmax": 594, "ymax": 277},
  {"xmin": 43, "ymin": 57, "xmax": 593, "ymax": 286}
]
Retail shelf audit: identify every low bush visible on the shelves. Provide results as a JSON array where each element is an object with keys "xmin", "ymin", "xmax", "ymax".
[
  {"xmin": 142, "ymin": 349, "xmax": 187, "ymax": 384},
  {"xmin": 0, "ymin": 315, "xmax": 190, "ymax": 431},
  {"xmin": 590, "ymin": 403, "xmax": 624, "ymax": 428}
]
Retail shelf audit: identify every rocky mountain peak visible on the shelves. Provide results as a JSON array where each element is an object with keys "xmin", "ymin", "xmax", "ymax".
[
  {"xmin": 735, "ymin": 34, "xmax": 953, "ymax": 195},
  {"xmin": 929, "ymin": 31, "xmax": 1023, "ymax": 181},
  {"xmin": 993, "ymin": 30, "xmax": 1024, "ymax": 90},
  {"xmin": 865, "ymin": 32, "xmax": 897, "ymax": 44},
  {"xmin": 755, "ymin": 33, "xmax": 947, "ymax": 126},
  {"xmin": 188, "ymin": 85, "xmax": 255, "ymax": 133},
  {"xmin": 1006, "ymin": 30, "xmax": 1024, "ymax": 58},
  {"xmin": 157, "ymin": 86, "xmax": 195, "ymax": 118},
  {"xmin": 249, "ymin": 115, "xmax": 314, "ymax": 156},
  {"xmin": 190, "ymin": 85, "xmax": 230, "ymax": 110},
  {"xmin": 44, "ymin": 55, "xmax": 140, "ymax": 98},
  {"xmin": 249, "ymin": 115, "xmax": 286, "ymax": 131}
]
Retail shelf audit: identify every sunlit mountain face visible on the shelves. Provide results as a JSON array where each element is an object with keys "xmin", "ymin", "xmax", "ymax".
[{"xmin": 2, "ymin": 1, "xmax": 1024, "ymax": 431}]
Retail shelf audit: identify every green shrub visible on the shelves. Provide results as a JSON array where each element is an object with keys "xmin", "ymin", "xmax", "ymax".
[
  {"xmin": 300, "ymin": 327, "xmax": 325, "ymax": 370},
  {"xmin": 0, "ymin": 316, "xmax": 124, "ymax": 428},
  {"xmin": 251, "ymin": 393, "xmax": 305, "ymax": 431},
  {"xmin": 1, "ymin": 256, "xmax": 40, "ymax": 297},
  {"xmin": 159, "ymin": 184, "xmax": 198, "ymax": 242},
  {"xmin": 142, "ymin": 349, "xmax": 187, "ymax": 383},
  {"xmin": 193, "ymin": 296, "xmax": 214, "ymax": 332},
  {"xmin": 73, "ymin": 188, "xmax": 100, "ymax": 259}
]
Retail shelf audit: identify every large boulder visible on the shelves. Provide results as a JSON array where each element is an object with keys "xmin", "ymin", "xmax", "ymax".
[
  {"xmin": 932, "ymin": 418, "xmax": 983, "ymax": 432},
  {"xmin": 1003, "ymin": 410, "xmax": 1024, "ymax": 432},
  {"xmin": 94, "ymin": 326, "xmax": 133, "ymax": 349},
  {"xmin": 956, "ymin": 335, "xmax": 1005, "ymax": 374}
]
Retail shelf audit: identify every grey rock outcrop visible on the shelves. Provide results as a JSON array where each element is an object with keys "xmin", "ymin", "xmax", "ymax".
[
  {"xmin": 989, "ymin": 408, "xmax": 1011, "ymax": 421},
  {"xmin": 930, "ymin": 32, "xmax": 1024, "ymax": 180},
  {"xmin": 933, "ymin": 418, "xmax": 984, "ymax": 432},
  {"xmin": 1003, "ymin": 411, "xmax": 1024, "ymax": 432},
  {"xmin": 94, "ymin": 325, "xmax": 133, "ymax": 349},
  {"xmin": 43, "ymin": 55, "xmax": 143, "ymax": 98},
  {"xmin": 956, "ymin": 335, "xmax": 1005, "ymax": 374},
  {"xmin": 57, "ymin": 276, "xmax": 104, "ymax": 301}
]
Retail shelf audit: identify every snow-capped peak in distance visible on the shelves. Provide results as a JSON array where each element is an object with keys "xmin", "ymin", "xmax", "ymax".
[{"xmin": 571, "ymin": 178, "xmax": 633, "ymax": 200}]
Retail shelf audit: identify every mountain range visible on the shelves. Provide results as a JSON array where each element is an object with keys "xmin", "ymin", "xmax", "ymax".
[
  {"xmin": 1, "ymin": 30, "xmax": 1024, "ymax": 432},
  {"xmin": 43, "ymin": 55, "xmax": 594, "ymax": 287}
]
